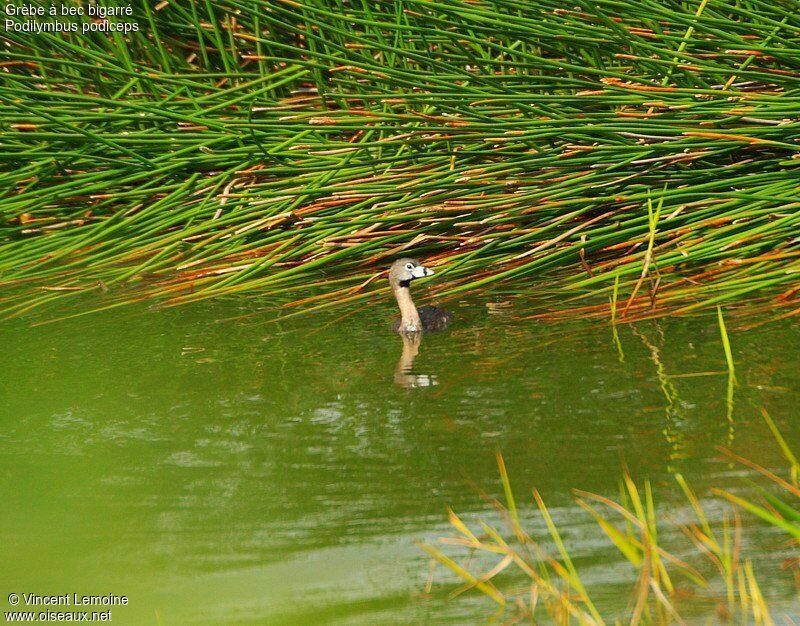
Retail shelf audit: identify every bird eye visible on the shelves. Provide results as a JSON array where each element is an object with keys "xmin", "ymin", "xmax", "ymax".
[{"xmin": 405, "ymin": 263, "xmax": 413, "ymax": 271}]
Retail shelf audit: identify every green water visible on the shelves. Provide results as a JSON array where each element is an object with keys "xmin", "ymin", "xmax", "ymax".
[{"xmin": 1, "ymin": 298, "xmax": 798, "ymax": 624}]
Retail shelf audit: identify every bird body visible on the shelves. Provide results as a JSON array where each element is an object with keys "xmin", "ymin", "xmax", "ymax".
[
  {"xmin": 392, "ymin": 305, "xmax": 452, "ymax": 333},
  {"xmin": 388, "ymin": 258, "xmax": 452, "ymax": 333}
]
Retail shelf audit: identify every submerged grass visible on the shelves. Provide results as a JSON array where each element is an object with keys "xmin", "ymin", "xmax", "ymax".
[
  {"xmin": 420, "ymin": 413, "xmax": 799, "ymax": 623},
  {"xmin": 1, "ymin": 1, "xmax": 800, "ymax": 319}
]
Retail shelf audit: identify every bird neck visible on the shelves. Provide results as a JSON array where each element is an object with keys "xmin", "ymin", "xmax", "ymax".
[{"xmin": 393, "ymin": 284, "xmax": 422, "ymax": 332}]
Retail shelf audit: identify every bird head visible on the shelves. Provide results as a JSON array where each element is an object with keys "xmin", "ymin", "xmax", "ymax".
[{"xmin": 388, "ymin": 258, "xmax": 434, "ymax": 288}]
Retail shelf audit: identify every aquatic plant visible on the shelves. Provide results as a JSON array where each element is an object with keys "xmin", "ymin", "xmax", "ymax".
[
  {"xmin": 419, "ymin": 419, "xmax": 798, "ymax": 623},
  {"xmin": 716, "ymin": 408, "xmax": 800, "ymax": 542},
  {"xmin": 2, "ymin": 1, "xmax": 800, "ymax": 319}
]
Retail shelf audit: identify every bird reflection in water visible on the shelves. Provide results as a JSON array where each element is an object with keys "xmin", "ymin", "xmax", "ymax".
[{"xmin": 393, "ymin": 332, "xmax": 437, "ymax": 388}]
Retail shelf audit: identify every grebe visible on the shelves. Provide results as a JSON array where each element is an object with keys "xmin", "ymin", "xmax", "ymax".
[{"xmin": 388, "ymin": 258, "xmax": 453, "ymax": 333}]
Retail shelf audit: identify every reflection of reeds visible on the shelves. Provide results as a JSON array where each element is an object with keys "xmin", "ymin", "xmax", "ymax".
[
  {"xmin": 2, "ymin": 2, "xmax": 800, "ymax": 319},
  {"xmin": 633, "ymin": 324, "xmax": 688, "ymax": 474},
  {"xmin": 420, "ymin": 418, "xmax": 798, "ymax": 623}
]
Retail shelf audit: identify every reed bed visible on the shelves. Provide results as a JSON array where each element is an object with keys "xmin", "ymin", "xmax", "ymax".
[{"xmin": 1, "ymin": 0, "xmax": 800, "ymax": 319}]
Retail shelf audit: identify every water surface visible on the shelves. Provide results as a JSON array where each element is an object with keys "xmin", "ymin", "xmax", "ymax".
[{"xmin": 1, "ymin": 297, "xmax": 798, "ymax": 623}]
